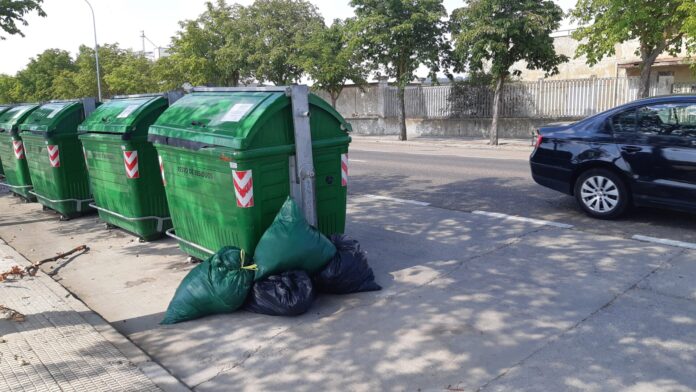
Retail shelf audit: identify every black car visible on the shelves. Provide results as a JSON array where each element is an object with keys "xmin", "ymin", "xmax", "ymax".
[{"xmin": 530, "ymin": 95, "xmax": 696, "ymax": 219}]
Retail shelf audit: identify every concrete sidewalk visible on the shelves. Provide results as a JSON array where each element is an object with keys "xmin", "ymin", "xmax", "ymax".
[
  {"xmin": 0, "ymin": 240, "xmax": 189, "ymax": 392},
  {"xmin": 0, "ymin": 192, "xmax": 695, "ymax": 391}
]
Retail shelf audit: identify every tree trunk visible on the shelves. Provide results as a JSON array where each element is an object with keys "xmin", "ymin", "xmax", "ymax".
[
  {"xmin": 330, "ymin": 90, "xmax": 342, "ymax": 109},
  {"xmin": 397, "ymin": 86, "xmax": 407, "ymax": 141},
  {"xmin": 638, "ymin": 43, "xmax": 665, "ymax": 98},
  {"xmin": 638, "ymin": 59, "xmax": 653, "ymax": 99},
  {"xmin": 490, "ymin": 76, "xmax": 504, "ymax": 146}
]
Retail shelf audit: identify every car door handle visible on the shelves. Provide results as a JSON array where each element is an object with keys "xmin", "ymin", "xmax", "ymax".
[{"xmin": 621, "ymin": 146, "xmax": 642, "ymax": 154}]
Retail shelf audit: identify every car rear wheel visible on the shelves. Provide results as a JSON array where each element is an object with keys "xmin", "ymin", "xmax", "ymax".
[{"xmin": 574, "ymin": 169, "xmax": 628, "ymax": 219}]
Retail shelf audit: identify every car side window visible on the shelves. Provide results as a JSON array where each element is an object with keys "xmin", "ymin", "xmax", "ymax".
[
  {"xmin": 670, "ymin": 104, "xmax": 696, "ymax": 139},
  {"xmin": 610, "ymin": 109, "xmax": 636, "ymax": 133},
  {"xmin": 638, "ymin": 103, "xmax": 696, "ymax": 139}
]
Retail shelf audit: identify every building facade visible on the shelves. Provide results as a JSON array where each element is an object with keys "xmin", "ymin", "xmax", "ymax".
[{"xmin": 516, "ymin": 33, "xmax": 695, "ymax": 90}]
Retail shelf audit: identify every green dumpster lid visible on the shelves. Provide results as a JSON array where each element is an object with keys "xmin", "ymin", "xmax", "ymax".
[
  {"xmin": 0, "ymin": 104, "xmax": 40, "ymax": 135},
  {"xmin": 0, "ymin": 105, "xmax": 12, "ymax": 115},
  {"xmin": 78, "ymin": 95, "xmax": 167, "ymax": 134},
  {"xmin": 19, "ymin": 101, "xmax": 83, "ymax": 133},
  {"xmin": 148, "ymin": 90, "xmax": 351, "ymax": 150}
]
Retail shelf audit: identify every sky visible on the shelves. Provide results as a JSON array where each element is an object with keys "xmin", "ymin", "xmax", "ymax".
[{"xmin": 0, "ymin": 0, "xmax": 577, "ymax": 75}]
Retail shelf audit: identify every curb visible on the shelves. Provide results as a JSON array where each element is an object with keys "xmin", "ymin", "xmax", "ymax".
[
  {"xmin": 0, "ymin": 240, "xmax": 191, "ymax": 392},
  {"xmin": 350, "ymin": 136, "xmax": 534, "ymax": 151}
]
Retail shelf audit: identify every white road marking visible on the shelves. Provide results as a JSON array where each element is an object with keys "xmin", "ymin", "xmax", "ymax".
[
  {"xmin": 350, "ymin": 147, "xmax": 530, "ymax": 161},
  {"xmin": 632, "ymin": 235, "xmax": 696, "ymax": 250},
  {"xmin": 363, "ymin": 194, "xmax": 430, "ymax": 206},
  {"xmin": 472, "ymin": 210, "xmax": 574, "ymax": 229}
]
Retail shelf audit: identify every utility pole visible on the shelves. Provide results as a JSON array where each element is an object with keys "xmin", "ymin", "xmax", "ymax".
[{"xmin": 140, "ymin": 30, "xmax": 146, "ymax": 56}]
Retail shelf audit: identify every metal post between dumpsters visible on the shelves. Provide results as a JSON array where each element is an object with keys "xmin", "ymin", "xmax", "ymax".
[
  {"xmin": 287, "ymin": 85, "xmax": 318, "ymax": 227},
  {"xmin": 81, "ymin": 97, "xmax": 98, "ymax": 118}
]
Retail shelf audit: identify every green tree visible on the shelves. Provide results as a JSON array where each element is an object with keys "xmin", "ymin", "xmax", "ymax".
[
  {"xmin": 0, "ymin": 0, "xmax": 46, "ymax": 39},
  {"xmin": 349, "ymin": 0, "xmax": 450, "ymax": 141},
  {"xmin": 152, "ymin": 56, "xmax": 184, "ymax": 91},
  {"xmin": 72, "ymin": 43, "xmax": 130, "ymax": 98},
  {"xmin": 679, "ymin": 0, "xmax": 696, "ymax": 66},
  {"xmin": 238, "ymin": 0, "xmax": 325, "ymax": 85},
  {"xmin": 451, "ymin": 0, "xmax": 566, "ymax": 145},
  {"xmin": 165, "ymin": 0, "xmax": 248, "ymax": 88},
  {"xmin": 104, "ymin": 52, "xmax": 159, "ymax": 95},
  {"xmin": 571, "ymin": 0, "xmax": 691, "ymax": 98},
  {"xmin": 0, "ymin": 74, "xmax": 20, "ymax": 103},
  {"xmin": 14, "ymin": 48, "xmax": 76, "ymax": 101},
  {"xmin": 301, "ymin": 19, "xmax": 369, "ymax": 108}
]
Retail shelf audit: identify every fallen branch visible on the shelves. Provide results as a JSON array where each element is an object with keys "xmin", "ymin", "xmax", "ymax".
[
  {"xmin": 0, "ymin": 305, "xmax": 25, "ymax": 322},
  {"xmin": 25, "ymin": 245, "xmax": 89, "ymax": 276},
  {"xmin": 0, "ymin": 245, "xmax": 89, "ymax": 281}
]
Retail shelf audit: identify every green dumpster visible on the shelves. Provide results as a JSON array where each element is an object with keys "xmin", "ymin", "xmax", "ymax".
[
  {"xmin": 149, "ymin": 86, "xmax": 351, "ymax": 260},
  {"xmin": 0, "ymin": 104, "xmax": 40, "ymax": 200},
  {"xmin": 20, "ymin": 100, "xmax": 96, "ymax": 219},
  {"xmin": 0, "ymin": 105, "xmax": 13, "ymax": 176},
  {"xmin": 78, "ymin": 94, "xmax": 176, "ymax": 241}
]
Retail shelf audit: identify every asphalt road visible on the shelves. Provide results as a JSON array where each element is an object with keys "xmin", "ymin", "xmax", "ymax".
[{"xmin": 349, "ymin": 139, "xmax": 696, "ymax": 244}]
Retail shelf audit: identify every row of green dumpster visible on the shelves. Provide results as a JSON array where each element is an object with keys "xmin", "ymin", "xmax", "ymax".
[{"xmin": 0, "ymin": 87, "xmax": 351, "ymax": 260}]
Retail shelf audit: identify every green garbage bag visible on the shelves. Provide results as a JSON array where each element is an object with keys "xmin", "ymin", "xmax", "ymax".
[
  {"xmin": 254, "ymin": 197, "xmax": 336, "ymax": 281},
  {"xmin": 161, "ymin": 246, "xmax": 254, "ymax": 324}
]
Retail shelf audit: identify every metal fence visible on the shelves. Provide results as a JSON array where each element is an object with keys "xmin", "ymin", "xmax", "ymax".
[{"xmin": 321, "ymin": 77, "xmax": 696, "ymax": 120}]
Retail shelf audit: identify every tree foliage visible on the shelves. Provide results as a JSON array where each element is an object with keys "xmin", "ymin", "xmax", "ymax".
[
  {"xmin": 451, "ymin": 0, "xmax": 566, "ymax": 145},
  {"xmin": 0, "ymin": 44, "xmax": 160, "ymax": 103},
  {"xmin": 237, "ymin": 0, "xmax": 325, "ymax": 85},
  {"xmin": 571, "ymin": 0, "xmax": 691, "ymax": 98},
  {"xmin": 14, "ymin": 49, "xmax": 75, "ymax": 101},
  {"xmin": 349, "ymin": 0, "xmax": 450, "ymax": 140},
  {"xmin": 164, "ymin": 0, "xmax": 247, "ymax": 88},
  {"xmin": 300, "ymin": 19, "xmax": 369, "ymax": 107},
  {"xmin": 0, "ymin": 0, "xmax": 46, "ymax": 39},
  {"xmin": 679, "ymin": 0, "xmax": 696, "ymax": 66}
]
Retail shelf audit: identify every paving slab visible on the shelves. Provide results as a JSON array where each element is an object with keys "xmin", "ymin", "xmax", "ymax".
[
  {"xmin": 0, "ymin": 240, "xmax": 187, "ymax": 392},
  {"xmin": 482, "ymin": 287, "xmax": 696, "ymax": 392},
  {"xmin": 638, "ymin": 250, "xmax": 696, "ymax": 302}
]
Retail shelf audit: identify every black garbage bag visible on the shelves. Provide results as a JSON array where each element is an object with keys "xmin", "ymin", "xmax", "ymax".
[
  {"xmin": 161, "ymin": 247, "xmax": 254, "ymax": 324},
  {"xmin": 244, "ymin": 270, "xmax": 315, "ymax": 316},
  {"xmin": 314, "ymin": 234, "xmax": 382, "ymax": 294}
]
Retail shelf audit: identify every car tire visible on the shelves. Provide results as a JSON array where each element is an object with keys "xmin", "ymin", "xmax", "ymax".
[{"xmin": 574, "ymin": 168, "xmax": 629, "ymax": 220}]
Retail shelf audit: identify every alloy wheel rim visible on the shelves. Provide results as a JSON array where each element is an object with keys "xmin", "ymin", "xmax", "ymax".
[{"xmin": 580, "ymin": 176, "xmax": 620, "ymax": 213}]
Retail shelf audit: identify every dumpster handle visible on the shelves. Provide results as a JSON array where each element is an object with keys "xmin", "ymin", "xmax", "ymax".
[
  {"xmin": 29, "ymin": 191, "xmax": 93, "ymax": 212},
  {"xmin": 88, "ymin": 203, "xmax": 171, "ymax": 233},
  {"xmin": 164, "ymin": 228, "xmax": 215, "ymax": 257},
  {"xmin": 1, "ymin": 183, "xmax": 32, "ymax": 190}
]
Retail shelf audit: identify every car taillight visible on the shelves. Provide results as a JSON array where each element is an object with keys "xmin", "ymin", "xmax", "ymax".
[{"xmin": 534, "ymin": 133, "xmax": 543, "ymax": 148}]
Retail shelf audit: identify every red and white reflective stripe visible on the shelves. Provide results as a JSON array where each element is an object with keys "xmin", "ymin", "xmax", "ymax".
[
  {"xmin": 123, "ymin": 150, "xmax": 139, "ymax": 179},
  {"xmin": 341, "ymin": 153, "xmax": 348, "ymax": 187},
  {"xmin": 158, "ymin": 155, "xmax": 166, "ymax": 186},
  {"xmin": 232, "ymin": 167, "xmax": 254, "ymax": 208},
  {"xmin": 47, "ymin": 145, "xmax": 60, "ymax": 167},
  {"xmin": 12, "ymin": 140, "xmax": 25, "ymax": 160}
]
